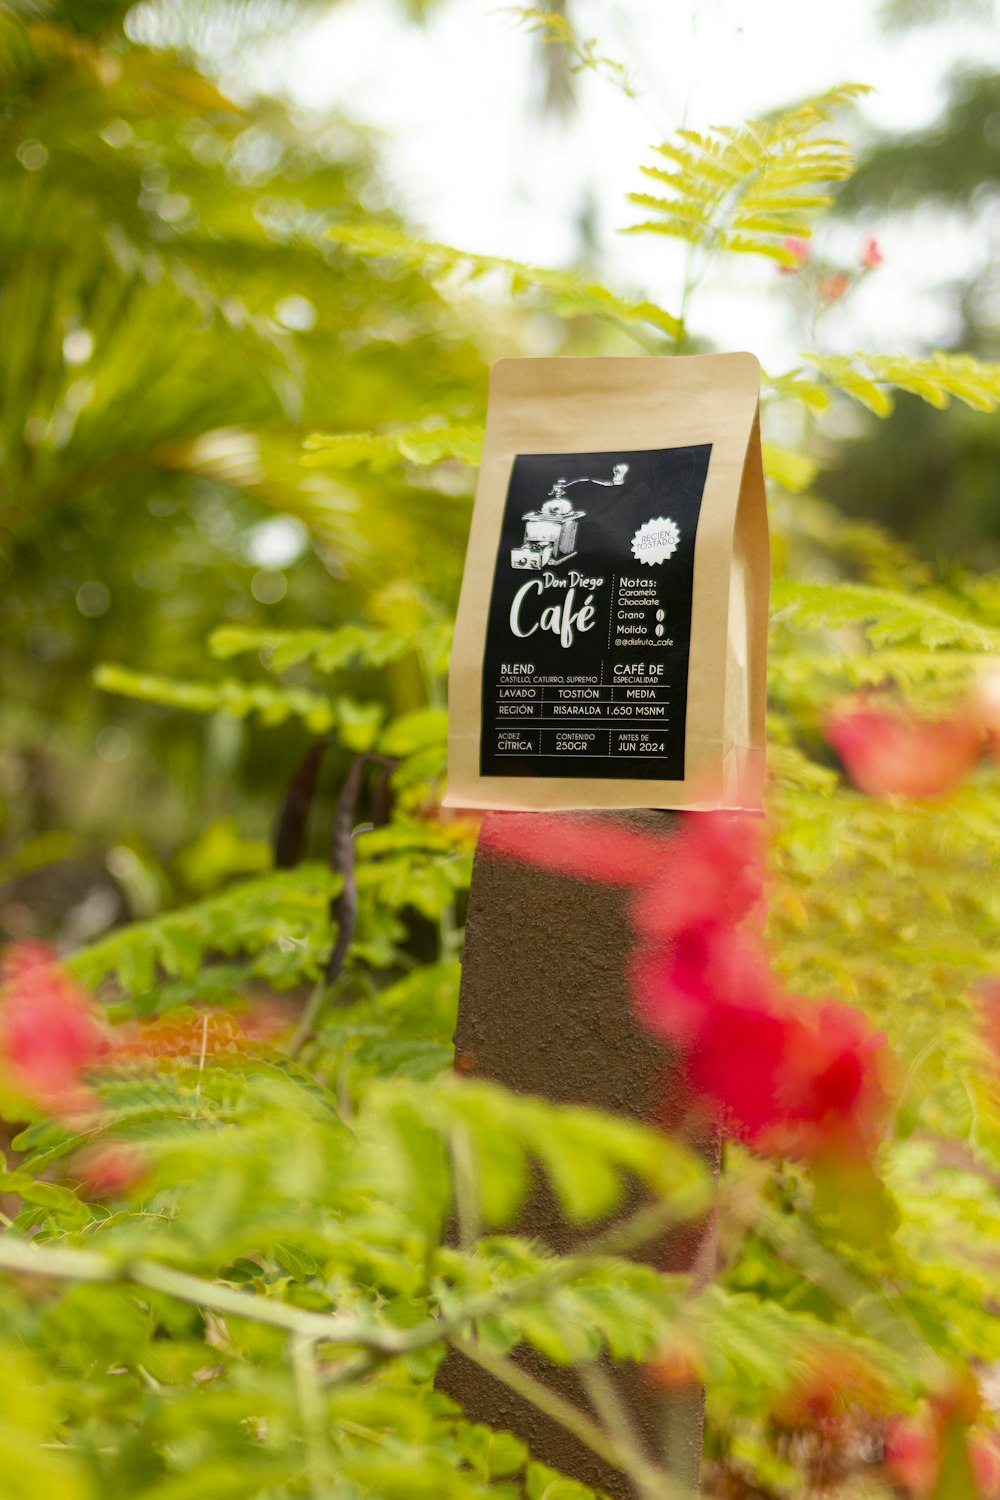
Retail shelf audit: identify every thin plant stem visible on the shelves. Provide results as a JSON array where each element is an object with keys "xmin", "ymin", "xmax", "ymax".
[
  {"xmin": 0, "ymin": 1192, "xmax": 692, "ymax": 1358},
  {"xmin": 578, "ymin": 1356, "xmax": 652, "ymax": 1471},
  {"xmin": 453, "ymin": 1337, "xmax": 684, "ymax": 1500},
  {"xmin": 448, "ymin": 1123, "xmax": 482, "ymax": 1251},
  {"xmin": 292, "ymin": 1334, "xmax": 335, "ymax": 1498},
  {"xmin": 289, "ymin": 975, "xmax": 330, "ymax": 1059},
  {"xmin": 321, "ymin": 1351, "xmax": 378, "ymax": 1389},
  {"xmin": 191, "ymin": 1011, "xmax": 209, "ymax": 1117}
]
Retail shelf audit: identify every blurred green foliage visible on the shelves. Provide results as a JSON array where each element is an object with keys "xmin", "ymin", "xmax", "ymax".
[
  {"xmin": 0, "ymin": 0, "xmax": 483, "ymax": 909},
  {"xmin": 827, "ymin": 68, "xmax": 1000, "ymax": 563}
]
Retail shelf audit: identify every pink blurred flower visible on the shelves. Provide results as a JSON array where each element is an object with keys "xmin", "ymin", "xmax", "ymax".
[
  {"xmin": 482, "ymin": 809, "xmax": 890, "ymax": 1160},
  {"xmin": 778, "ymin": 236, "xmax": 811, "ymax": 273},
  {"xmin": 885, "ymin": 1394, "xmax": 998, "ymax": 1499},
  {"xmin": 971, "ymin": 666, "xmax": 1000, "ymax": 761},
  {"xmin": 632, "ymin": 822, "xmax": 887, "ymax": 1159},
  {"xmin": 979, "ymin": 981, "xmax": 1000, "ymax": 1100},
  {"xmin": 974, "ymin": 1435, "xmax": 1000, "ymax": 1498},
  {"xmin": 0, "ymin": 942, "xmax": 106, "ymax": 1117},
  {"xmin": 860, "ymin": 236, "xmax": 884, "ymax": 269},
  {"xmin": 819, "ymin": 273, "xmax": 851, "ymax": 302},
  {"xmin": 635, "ymin": 932, "xmax": 887, "ymax": 1155},
  {"xmin": 74, "ymin": 1140, "xmax": 148, "ymax": 1198},
  {"xmin": 630, "ymin": 812, "xmax": 766, "ymax": 943},
  {"xmin": 769, "ymin": 998, "xmax": 889, "ymax": 1156},
  {"xmin": 772, "ymin": 1343, "xmax": 891, "ymax": 1432},
  {"xmin": 480, "ymin": 811, "xmax": 673, "ymax": 887},
  {"xmin": 646, "ymin": 1331, "xmax": 705, "ymax": 1390},
  {"xmin": 634, "ymin": 923, "xmax": 773, "ymax": 1044},
  {"xmin": 884, "ymin": 1414, "xmax": 937, "ymax": 1494},
  {"xmin": 824, "ymin": 699, "xmax": 983, "ymax": 798}
]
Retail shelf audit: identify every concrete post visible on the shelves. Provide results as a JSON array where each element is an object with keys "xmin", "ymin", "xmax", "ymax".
[{"xmin": 436, "ymin": 812, "xmax": 720, "ymax": 1498}]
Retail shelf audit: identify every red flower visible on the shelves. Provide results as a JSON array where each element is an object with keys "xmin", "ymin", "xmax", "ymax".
[
  {"xmin": 885, "ymin": 1384, "xmax": 993, "ymax": 1498},
  {"xmin": 634, "ymin": 927, "xmax": 887, "ymax": 1155},
  {"xmin": 685, "ymin": 996, "xmax": 809, "ymax": 1145},
  {"xmin": 74, "ymin": 1140, "xmax": 147, "ymax": 1198},
  {"xmin": 973, "ymin": 1435, "xmax": 1000, "ymax": 1499},
  {"xmin": 634, "ymin": 924, "xmax": 775, "ymax": 1048},
  {"xmin": 825, "ymin": 699, "xmax": 983, "ymax": 798},
  {"xmin": 480, "ymin": 811, "xmax": 673, "ymax": 887},
  {"xmin": 778, "ymin": 236, "xmax": 811, "ymax": 273},
  {"xmin": 481, "ymin": 810, "xmax": 765, "ymax": 926},
  {"xmin": 860, "ymin": 236, "xmax": 884, "ymax": 269},
  {"xmin": 630, "ymin": 813, "xmax": 766, "ymax": 943},
  {"xmin": 818, "ymin": 273, "xmax": 850, "ymax": 302},
  {"xmin": 772, "ymin": 1343, "xmax": 891, "ymax": 1431},
  {"xmin": 884, "ymin": 1414, "xmax": 936, "ymax": 1494},
  {"xmin": 646, "ymin": 1331, "xmax": 705, "ymax": 1390},
  {"xmin": 484, "ymin": 808, "xmax": 890, "ymax": 1158},
  {"xmin": 981, "ymin": 980, "xmax": 1000, "ymax": 1079},
  {"xmin": 767, "ymin": 999, "xmax": 888, "ymax": 1156},
  {"xmin": 0, "ymin": 942, "xmax": 105, "ymax": 1117}
]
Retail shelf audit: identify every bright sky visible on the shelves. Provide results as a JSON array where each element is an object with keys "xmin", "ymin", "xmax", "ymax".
[{"xmin": 258, "ymin": 0, "xmax": 1000, "ymax": 366}]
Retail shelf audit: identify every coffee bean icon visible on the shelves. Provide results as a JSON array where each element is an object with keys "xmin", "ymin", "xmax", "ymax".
[{"xmin": 656, "ymin": 609, "xmax": 665, "ymax": 621}]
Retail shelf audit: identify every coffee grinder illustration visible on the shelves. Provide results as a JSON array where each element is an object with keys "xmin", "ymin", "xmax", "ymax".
[{"xmin": 510, "ymin": 463, "xmax": 629, "ymax": 570}]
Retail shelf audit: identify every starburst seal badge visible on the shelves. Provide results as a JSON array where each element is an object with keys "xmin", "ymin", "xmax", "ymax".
[{"xmin": 631, "ymin": 516, "xmax": 680, "ymax": 565}]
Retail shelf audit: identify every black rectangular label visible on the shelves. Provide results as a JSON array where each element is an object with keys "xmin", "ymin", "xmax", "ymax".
[{"xmin": 479, "ymin": 444, "xmax": 711, "ymax": 780}]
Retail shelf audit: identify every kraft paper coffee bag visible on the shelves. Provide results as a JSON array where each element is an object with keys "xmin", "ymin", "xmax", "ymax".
[{"xmin": 444, "ymin": 353, "xmax": 768, "ymax": 812}]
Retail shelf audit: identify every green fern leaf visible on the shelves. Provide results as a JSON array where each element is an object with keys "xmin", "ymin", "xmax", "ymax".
[
  {"xmin": 769, "ymin": 642, "xmax": 991, "ymax": 712},
  {"xmin": 627, "ymin": 84, "xmax": 869, "ymax": 263},
  {"xmin": 94, "ymin": 664, "xmax": 384, "ymax": 745},
  {"xmin": 763, "ymin": 368, "xmax": 831, "ymax": 410},
  {"xmin": 328, "ymin": 223, "xmax": 680, "ymax": 343},
  {"xmin": 208, "ymin": 621, "xmax": 452, "ymax": 677},
  {"xmin": 801, "ymin": 354, "xmax": 893, "ymax": 415},
  {"xmin": 771, "ymin": 579, "xmax": 1000, "ymax": 652},
  {"xmin": 805, "ymin": 351, "xmax": 1000, "ymax": 415},
  {"xmin": 302, "ymin": 422, "xmax": 484, "ymax": 471},
  {"xmin": 762, "ymin": 443, "xmax": 818, "ymax": 493},
  {"xmin": 67, "ymin": 866, "xmax": 342, "ymax": 993},
  {"xmin": 696, "ymin": 1284, "xmax": 911, "ymax": 1407},
  {"xmin": 415, "ymin": 1078, "xmax": 710, "ymax": 1229}
]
